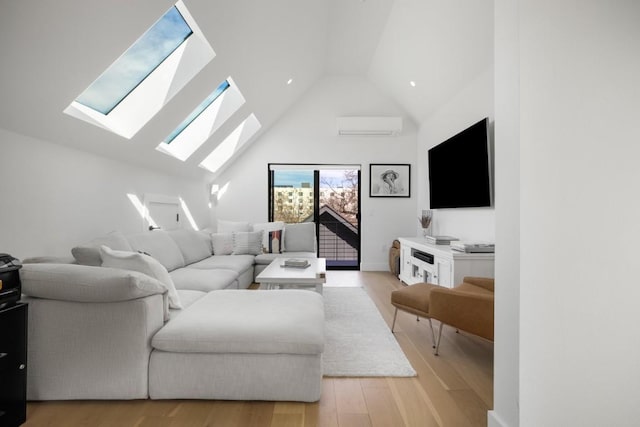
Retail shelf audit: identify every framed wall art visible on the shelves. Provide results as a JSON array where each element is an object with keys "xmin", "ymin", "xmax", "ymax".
[{"xmin": 369, "ymin": 164, "xmax": 410, "ymax": 198}]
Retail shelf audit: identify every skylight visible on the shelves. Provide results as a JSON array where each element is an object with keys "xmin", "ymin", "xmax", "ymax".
[
  {"xmin": 75, "ymin": 7, "xmax": 192, "ymax": 115},
  {"xmin": 164, "ymin": 80, "xmax": 230, "ymax": 144},
  {"xmin": 64, "ymin": 1, "xmax": 215, "ymax": 139},
  {"xmin": 199, "ymin": 113, "xmax": 261, "ymax": 175},
  {"xmin": 156, "ymin": 77, "xmax": 246, "ymax": 161}
]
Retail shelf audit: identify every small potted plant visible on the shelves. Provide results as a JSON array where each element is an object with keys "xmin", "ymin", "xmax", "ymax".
[{"xmin": 418, "ymin": 210, "xmax": 433, "ymax": 237}]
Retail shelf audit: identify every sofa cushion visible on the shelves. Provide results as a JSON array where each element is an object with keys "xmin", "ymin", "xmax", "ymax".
[
  {"xmin": 232, "ymin": 231, "xmax": 263, "ymax": 255},
  {"xmin": 100, "ymin": 246, "xmax": 182, "ymax": 309},
  {"xmin": 186, "ymin": 255, "xmax": 255, "ymax": 275},
  {"xmin": 152, "ymin": 290, "xmax": 325, "ymax": 355},
  {"xmin": 284, "ymin": 223, "xmax": 316, "ymax": 253},
  {"xmin": 252, "ymin": 221, "xmax": 285, "ymax": 253},
  {"xmin": 20, "ymin": 263, "xmax": 167, "ymax": 303},
  {"xmin": 167, "ymin": 229, "xmax": 212, "ymax": 265},
  {"xmin": 126, "ymin": 230, "xmax": 186, "ymax": 272},
  {"xmin": 173, "ymin": 290, "xmax": 207, "ymax": 316},
  {"xmin": 169, "ymin": 267, "xmax": 239, "ymax": 292},
  {"xmin": 217, "ymin": 219, "xmax": 251, "ymax": 233},
  {"xmin": 211, "ymin": 233, "xmax": 234, "ymax": 255},
  {"xmin": 71, "ymin": 230, "xmax": 133, "ymax": 266}
]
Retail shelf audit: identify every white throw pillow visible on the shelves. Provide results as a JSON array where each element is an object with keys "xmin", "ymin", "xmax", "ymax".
[
  {"xmin": 99, "ymin": 246, "xmax": 183, "ymax": 309},
  {"xmin": 232, "ymin": 231, "xmax": 264, "ymax": 255},
  {"xmin": 211, "ymin": 233, "xmax": 234, "ymax": 255}
]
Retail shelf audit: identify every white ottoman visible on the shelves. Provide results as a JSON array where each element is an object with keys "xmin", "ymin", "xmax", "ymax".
[{"xmin": 149, "ymin": 289, "xmax": 325, "ymax": 402}]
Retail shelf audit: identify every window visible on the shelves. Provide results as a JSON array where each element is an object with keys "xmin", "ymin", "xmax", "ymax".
[
  {"xmin": 157, "ymin": 78, "xmax": 246, "ymax": 161},
  {"xmin": 268, "ymin": 164, "xmax": 362, "ymax": 269},
  {"xmin": 64, "ymin": 1, "xmax": 215, "ymax": 139},
  {"xmin": 75, "ymin": 7, "xmax": 192, "ymax": 115},
  {"xmin": 164, "ymin": 80, "xmax": 230, "ymax": 144}
]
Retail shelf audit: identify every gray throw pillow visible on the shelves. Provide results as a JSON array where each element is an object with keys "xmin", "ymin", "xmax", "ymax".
[{"xmin": 283, "ymin": 223, "xmax": 316, "ymax": 252}]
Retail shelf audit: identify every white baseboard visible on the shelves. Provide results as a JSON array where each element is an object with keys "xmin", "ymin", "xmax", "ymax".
[
  {"xmin": 488, "ymin": 410, "xmax": 511, "ymax": 427},
  {"xmin": 360, "ymin": 262, "xmax": 389, "ymax": 272}
]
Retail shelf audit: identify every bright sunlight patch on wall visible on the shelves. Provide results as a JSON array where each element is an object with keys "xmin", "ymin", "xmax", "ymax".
[{"xmin": 127, "ymin": 193, "xmax": 157, "ymax": 228}]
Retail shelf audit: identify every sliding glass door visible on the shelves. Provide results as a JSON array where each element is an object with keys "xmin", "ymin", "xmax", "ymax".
[{"xmin": 269, "ymin": 164, "xmax": 360, "ymax": 270}]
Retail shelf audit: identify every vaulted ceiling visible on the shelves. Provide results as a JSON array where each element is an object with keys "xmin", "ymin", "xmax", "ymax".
[{"xmin": 0, "ymin": 0, "xmax": 493, "ymax": 179}]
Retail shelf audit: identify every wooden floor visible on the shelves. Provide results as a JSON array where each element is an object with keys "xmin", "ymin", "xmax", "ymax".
[{"xmin": 25, "ymin": 271, "xmax": 493, "ymax": 427}]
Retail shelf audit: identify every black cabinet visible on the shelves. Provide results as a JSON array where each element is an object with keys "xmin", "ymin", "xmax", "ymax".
[{"xmin": 0, "ymin": 303, "xmax": 27, "ymax": 427}]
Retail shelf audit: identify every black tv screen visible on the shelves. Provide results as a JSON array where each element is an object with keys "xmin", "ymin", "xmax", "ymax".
[{"xmin": 428, "ymin": 118, "xmax": 492, "ymax": 209}]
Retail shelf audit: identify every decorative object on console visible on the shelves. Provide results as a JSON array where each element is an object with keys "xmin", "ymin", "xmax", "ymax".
[
  {"xmin": 450, "ymin": 242, "xmax": 495, "ymax": 253},
  {"xmin": 418, "ymin": 209, "xmax": 433, "ymax": 237},
  {"xmin": 424, "ymin": 235, "xmax": 459, "ymax": 245},
  {"xmin": 370, "ymin": 164, "xmax": 410, "ymax": 198}
]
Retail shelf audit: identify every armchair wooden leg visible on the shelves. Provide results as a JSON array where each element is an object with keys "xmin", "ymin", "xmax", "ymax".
[
  {"xmin": 391, "ymin": 308, "xmax": 398, "ymax": 333},
  {"xmin": 434, "ymin": 322, "xmax": 444, "ymax": 356}
]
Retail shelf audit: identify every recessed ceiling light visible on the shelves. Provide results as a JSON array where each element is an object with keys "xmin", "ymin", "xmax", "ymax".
[
  {"xmin": 409, "ymin": 81, "xmax": 416, "ymax": 87},
  {"xmin": 287, "ymin": 78, "xmax": 293, "ymax": 85}
]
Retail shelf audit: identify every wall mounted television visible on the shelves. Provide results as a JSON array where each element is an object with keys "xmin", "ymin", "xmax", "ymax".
[{"xmin": 428, "ymin": 117, "xmax": 492, "ymax": 209}]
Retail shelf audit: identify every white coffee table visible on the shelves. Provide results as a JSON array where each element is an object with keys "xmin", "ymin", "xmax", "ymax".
[{"xmin": 256, "ymin": 258, "xmax": 327, "ymax": 294}]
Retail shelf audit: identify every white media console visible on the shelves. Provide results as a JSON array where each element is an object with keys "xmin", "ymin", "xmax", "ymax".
[{"xmin": 398, "ymin": 237, "xmax": 495, "ymax": 288}]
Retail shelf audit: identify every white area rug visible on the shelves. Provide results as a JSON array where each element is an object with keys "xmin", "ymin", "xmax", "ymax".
[{"xmin": 322, "ymin": 287, "xmax": 416, "ymax": 377}]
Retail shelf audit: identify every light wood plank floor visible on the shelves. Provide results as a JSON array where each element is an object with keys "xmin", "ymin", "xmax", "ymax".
[{"xmin": 25, "ymin": 271, "xmax": 493, "ymax": 427}]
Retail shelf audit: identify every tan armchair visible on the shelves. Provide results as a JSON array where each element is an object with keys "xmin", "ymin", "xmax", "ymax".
[{"xmin": 390, "ymin": 277, "xmax": 494, "ymax": 355}]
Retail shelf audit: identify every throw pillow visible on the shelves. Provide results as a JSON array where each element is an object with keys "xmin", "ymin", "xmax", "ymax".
[
  {"xmin": 211, "ymin": 233, "xmax": 234, "ymax": 255},
  {"xmin": 252, "ymin": 221, "xmax": 285, "ymax": 253},
  {"xmin": 71, "ymin": 230, "xmax": 133, "ymax": 266},
  {"xmin": 217, "ymin": 219, "xmax": 251, "ymax": 233},
  {"xmin": 232, "ymin": 231, "xmax": 263, "ymax": 255},
  {"xmin": 266, "ymin": 230, "xmax": 282, "ymax": 254},
  {"xmin": 99, "ymin": 245, "xmax": 183, "ymax": 309},
  {"xmin": 283, "ymin": 222, "xmax": 316, "ymax": 252}
]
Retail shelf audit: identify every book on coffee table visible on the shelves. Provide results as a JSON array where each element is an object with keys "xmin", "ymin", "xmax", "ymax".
[{"xmin": 282, "ymin": 258, "xmax": 310, "ymax": 268}]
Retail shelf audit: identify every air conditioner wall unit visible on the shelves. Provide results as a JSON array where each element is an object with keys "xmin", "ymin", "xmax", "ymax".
[{"xmin": 336, "ymin": 116, "xmax": 403, "ymax": 136}]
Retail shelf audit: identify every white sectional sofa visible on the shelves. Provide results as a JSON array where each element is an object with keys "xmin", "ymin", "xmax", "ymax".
[{"xmin": 19, "ymin": 222, "xmax": 324, "ymax": 402}]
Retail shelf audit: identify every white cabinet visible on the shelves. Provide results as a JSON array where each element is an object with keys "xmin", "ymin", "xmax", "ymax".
[{"xmin": 398, "ymin": 237, "xmax": 494, "ymax": 288}]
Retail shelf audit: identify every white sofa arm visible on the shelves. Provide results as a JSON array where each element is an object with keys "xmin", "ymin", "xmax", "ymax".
[
  {"xmin": 20, "ymin": 263, "xmax": 167, "ymax": 400},
  {"xmin": 21, "ymin": 263, "xmax": 167, "ymax": 303}
]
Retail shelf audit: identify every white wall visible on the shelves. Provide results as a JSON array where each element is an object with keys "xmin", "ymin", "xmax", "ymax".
[
  {"xmin": 417, "ymin": 68, "xmax": 495, "ymax": 241},
  {"xmin": 212, "ymin": 75, "xmax": 418, "ymax": 271},
  {"xmin": 0, "ymin": 127, "xmax": 211, "ymax": 259},
  {"xmin": 517, "ymin": 1, "xmax": 640, "ymax": 426},
  {"xmin": 490, "ymin": 0, "xmax": 520, "ymax": 425}
]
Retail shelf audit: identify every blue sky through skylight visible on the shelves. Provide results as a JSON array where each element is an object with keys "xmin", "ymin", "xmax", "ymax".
[
  {"xmin": 75, "ymin": 6, "xmax": 192, "ymax": 115},
  {"xmin": 164, "ymin": 79, "xmax": 231, "ymax": 144}
]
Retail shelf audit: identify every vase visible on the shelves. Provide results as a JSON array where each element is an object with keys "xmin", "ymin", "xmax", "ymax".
[{"xmin": 422, "ymin": 227, "xmax": 431, "ymax": 238}]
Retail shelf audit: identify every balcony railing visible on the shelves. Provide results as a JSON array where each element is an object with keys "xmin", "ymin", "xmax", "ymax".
[{"xmin": 319, "ymin": 221, "xmax": 358, "ymax": 267}]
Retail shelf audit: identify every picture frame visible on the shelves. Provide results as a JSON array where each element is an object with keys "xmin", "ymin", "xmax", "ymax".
[{"xmin": 369, "ymin": 164, "xmax": 411, "ymax": 198}]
